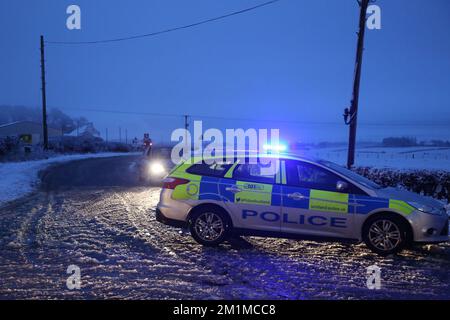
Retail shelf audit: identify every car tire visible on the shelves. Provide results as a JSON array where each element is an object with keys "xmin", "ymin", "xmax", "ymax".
[
  {"xmin": 189, "ymin": 206, "xmax": 232, "ymax": 247},
  {"xmin": 362, "ymin": 214, "xmax": 410, "ymax": 256}
]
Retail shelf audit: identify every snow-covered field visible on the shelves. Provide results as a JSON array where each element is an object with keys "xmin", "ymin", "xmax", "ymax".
[
  {"xmin": 0, "ymin": 153, "xmax": 138, "ymax": 206},
  {"xmin": 299, "ymin": 146, "xmax": 450, "ymax": 170}
]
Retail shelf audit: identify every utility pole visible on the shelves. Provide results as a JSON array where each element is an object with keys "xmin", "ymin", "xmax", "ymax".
[
  {"xmin": 119, "ymin": 127, "xmax": 122, "ymax": 143},
  {"xmin": 40, "ymin": 35, "xmax": 49, "ymax": 150},
  {"xmin": 344, "ymin": 0, "xmax": 370, "ymax": 168},
  {"xmin": 125, "ymin": 129, "xmax": 128, "ymax": 144}
]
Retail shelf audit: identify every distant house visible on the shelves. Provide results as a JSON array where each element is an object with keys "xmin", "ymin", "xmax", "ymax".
[
  {"xmin": 0, "ymin": 121, "xmax": 62, "ymax": 145},
  {"xmin": 66, "ymin": 122, "xmax": 101, "ymax": 139}
]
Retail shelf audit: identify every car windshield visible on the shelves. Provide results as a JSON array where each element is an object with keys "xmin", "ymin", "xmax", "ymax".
[{"xmin": 318, "ymin": 160, "xmax": 382, "ymax": 190}]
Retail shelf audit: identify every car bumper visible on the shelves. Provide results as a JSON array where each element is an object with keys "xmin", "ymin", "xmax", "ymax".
[
  {"xmin": 411, "ymin": 213, "xmax": 449, "ymax": 243},
  {"xmin": 155, "ymin": 208, "xmax": 187, "ymax": 228},
  {"xmin": 155, "ymin": 189, "xmax": 191, "ymax": 227}
]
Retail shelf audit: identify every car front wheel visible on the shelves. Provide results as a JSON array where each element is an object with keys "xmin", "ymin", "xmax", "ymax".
[{"xmin": 363, "ymin": 215, "xmax": 410, "ymax": 256}]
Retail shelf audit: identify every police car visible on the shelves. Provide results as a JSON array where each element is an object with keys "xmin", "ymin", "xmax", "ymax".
[{"xmin": 156, "ymin": 154, "xmax": 449, "ymax": 255}]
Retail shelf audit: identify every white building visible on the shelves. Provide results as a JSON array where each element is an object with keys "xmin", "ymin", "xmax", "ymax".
[
  {"xmin": 0, "ymin": 121, "xmax": 62, "ymax": 145},
  {"xmin": 66, "ymin": 122, "xmax": 101, "ymax": 139}
]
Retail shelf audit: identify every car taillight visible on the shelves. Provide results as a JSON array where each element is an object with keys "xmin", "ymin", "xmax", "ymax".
[{"xmin": 162, "ymin": 177, "xmax": 190, "ymax": 189}]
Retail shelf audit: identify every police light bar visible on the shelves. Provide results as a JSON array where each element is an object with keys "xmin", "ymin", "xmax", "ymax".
[{"xmin": 262, "ymin": 143, "xmax": 287, "ymax": 152}]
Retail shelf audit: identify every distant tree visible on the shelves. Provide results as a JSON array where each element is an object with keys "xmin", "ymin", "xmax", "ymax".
[
  {"xmin": 430, "ymin": 139, "xmax": 450, "ymax": 147},
  {"xmin": 48, "ymin": 108, "xmax": 76, "ymax": 133},
  {"xmin": 0, "ymin": 105, "xmax": 91, "ymax": 134},
  {"xmin": 0, "ymin": 105, "xmax": 40, "ymax": 124},
  {"xmin": 382, "ymin": 136, "xmax": 418, "ymax": 147},
  {"xmin": 74, "ymin": 116, "xmax": 89, "ymax": 128}
]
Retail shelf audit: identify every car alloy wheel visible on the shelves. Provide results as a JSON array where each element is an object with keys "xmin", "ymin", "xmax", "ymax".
[
  {"xmin": 193, "ymin": 212, "xmax": 225, "ymax": 242},
  {"xmin": 368, "ymin": 219, "xmax": 401, "ymax": 251}
]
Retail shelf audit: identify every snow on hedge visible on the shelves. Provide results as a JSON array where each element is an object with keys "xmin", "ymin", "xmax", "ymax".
[{"xmin": 354, "ymin": 167, "xmax": 450, "ymax": 203}]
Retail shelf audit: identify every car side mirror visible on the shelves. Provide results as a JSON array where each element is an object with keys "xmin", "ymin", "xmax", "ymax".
[{"xmin": 336, "ymin": 180, "xmax": 349, "ymax": 192}]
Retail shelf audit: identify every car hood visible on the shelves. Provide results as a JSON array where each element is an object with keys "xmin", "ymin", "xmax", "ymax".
[{"xmin": 374, "ymin": 187, "xmax": 444, "ymax": 209}]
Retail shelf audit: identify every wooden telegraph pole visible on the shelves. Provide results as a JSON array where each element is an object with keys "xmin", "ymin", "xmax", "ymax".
[
  {"xmin": 40, "ymin": 35, "xmax": 49, "ymax": 150},
  {"xmin": 345, "ymin": 0, "xmax": 370, "ymax": 168}
]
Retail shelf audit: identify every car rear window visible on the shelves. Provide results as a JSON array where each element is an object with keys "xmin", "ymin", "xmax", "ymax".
[{"xmin": 186, "ymin": 161, "xmax": 232, "ymax": 177}]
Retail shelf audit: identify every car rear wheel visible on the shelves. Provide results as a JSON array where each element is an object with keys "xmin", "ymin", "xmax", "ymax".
[
  {"xmin": 189, "ymin": 206, "xmax": 231, "ymax": 246},
  {"xmin": 363, "ymin": 215, "xmax": 410, "ymax": 256}
]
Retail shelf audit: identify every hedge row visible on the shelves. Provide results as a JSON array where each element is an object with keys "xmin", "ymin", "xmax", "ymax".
[{"xmin": 354, "ymin": 167, "xmax": 450, "ymax": 203}]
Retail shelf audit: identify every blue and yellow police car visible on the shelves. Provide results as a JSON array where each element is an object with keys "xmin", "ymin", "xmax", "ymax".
[{"xmin": 156, "ymin": 154, "xmax": 449, "ymax": 255}]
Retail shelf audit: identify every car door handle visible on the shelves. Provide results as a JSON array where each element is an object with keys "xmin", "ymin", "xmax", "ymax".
[
  {"xmin": 287, "ymin": 192, "xmax": 305, "ymax": 200},
  {"xmin": 226, "ymin": 186, "xmax": 242, "ymax": 193}
]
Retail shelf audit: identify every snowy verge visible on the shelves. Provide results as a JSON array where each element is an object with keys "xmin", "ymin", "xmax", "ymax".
[{"xmin": 0, "ymin": 152, "xmax": 139, "ymax": 206}]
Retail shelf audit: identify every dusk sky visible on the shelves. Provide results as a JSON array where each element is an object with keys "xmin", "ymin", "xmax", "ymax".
[{"xmin": 1, "ymin": 0, "xmax": 450, "ymax": 143}]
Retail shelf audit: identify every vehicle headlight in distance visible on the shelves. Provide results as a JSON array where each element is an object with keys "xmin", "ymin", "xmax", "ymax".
[
  {"xmin": 408, "ymin": 202, "xmax": 443, "ymax": 216},
  {"xmin": 149, "ymin": 162, "xmax": 166, "ymax": 176}
]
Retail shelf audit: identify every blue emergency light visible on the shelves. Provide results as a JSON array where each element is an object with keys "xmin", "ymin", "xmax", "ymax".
[{"xmin": 262, "ymin": 143, "xmax": 287, "ymax": 152}]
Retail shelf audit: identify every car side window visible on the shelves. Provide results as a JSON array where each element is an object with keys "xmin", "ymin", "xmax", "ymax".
[
  {"xmin": 286, "ymin": 160, "xmax": 359, "ymax": 193},
  {"xmin": 233, "ymin": 158, "xmax": 278, "ymax": 184},
  {"xmin": 186, "ymin": 161, "xmax": 232, "ymax": 177}
]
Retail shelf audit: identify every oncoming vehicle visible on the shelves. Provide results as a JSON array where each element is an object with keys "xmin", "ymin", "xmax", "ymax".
[{"xmin": 156, "ymin": 154, "xmax": 449, "ymax": 255}]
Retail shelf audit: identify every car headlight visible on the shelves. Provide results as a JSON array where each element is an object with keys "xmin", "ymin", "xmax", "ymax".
[
  {"xmin": 408, "ymin": 202, "xmax": 443, "ymax": 216},
  {"xmin": 149, "ymin": 162, "xmax": 166, "ymax": 176}
]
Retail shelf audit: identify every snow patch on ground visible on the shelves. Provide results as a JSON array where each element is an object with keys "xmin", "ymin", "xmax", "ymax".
[{"xmin": 0, "ymin": 153, "xmax": 137, "ymax": 206}]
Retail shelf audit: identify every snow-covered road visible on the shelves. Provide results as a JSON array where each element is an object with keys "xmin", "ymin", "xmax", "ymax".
[
  {"xmin": 0, "ymin": 155, "xmax": 449, "ymax": 299},
  {"xmin": 0, "ymin": 152, "xmax": 138, "ymax": 206}
]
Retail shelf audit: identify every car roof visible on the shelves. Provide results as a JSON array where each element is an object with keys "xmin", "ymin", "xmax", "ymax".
[
  {"xmin": 186, "ymin": 151, "xmax": 322, "ymax": 164},
  {"xmin": 180, "ymin": 152, "xmax": 377, "ymax": 196}
]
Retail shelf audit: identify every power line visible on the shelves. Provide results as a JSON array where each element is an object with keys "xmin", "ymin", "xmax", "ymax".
[
  {"xmin": 58, "ymin": 107, "xmax": 340, "ymax": 125},
  {"xmin": 45, "ymin": 0, "xmax": 282, "ymax": 45},
  {"xmin": 57, "ymin": 107, "xmax": 445, "ymax": 127}
]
